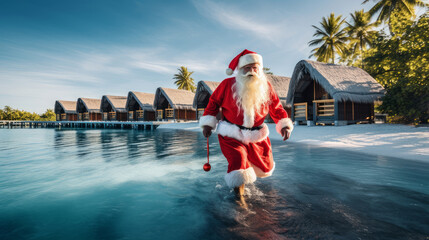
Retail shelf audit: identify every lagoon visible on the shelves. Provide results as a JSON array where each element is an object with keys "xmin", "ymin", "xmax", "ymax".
[{"xmin": 0, "ymin": 128, "xmax": 428, "ymax": 239}]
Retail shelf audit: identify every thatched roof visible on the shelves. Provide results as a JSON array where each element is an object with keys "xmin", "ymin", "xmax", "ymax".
[
  {"xmin": 267, "ymin": 75, "xmax": 291, "ymax": 106},
  {"xmin": 193, "ymin": 81, "xmax": 221, "ymax": 108},
  {"xmin": 76, "ymin": 98, "xmax": 101, "ymax": 113},
  {"xmin": 287, "ymin": 60, "xmax": 385, "ymax": 104},
  {"xmin": 126, "ymin": 91, "xmax": 155, "ymax": 111},
  {"xmin": 100, "ymin": 95, "xmax": 127, "ymax": 113},
  {"xmin": 154, "ymin": 87, "xmax": 195, "ymax": 110},
  {"xmin": 55, "ymin": 100, "xmax": 77, "ymax": 114}
]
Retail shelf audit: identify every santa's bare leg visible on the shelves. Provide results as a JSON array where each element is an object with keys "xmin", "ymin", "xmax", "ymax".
[{"xmin": 234, "ymin": 184, "xmax": 248, "ymax": 209}]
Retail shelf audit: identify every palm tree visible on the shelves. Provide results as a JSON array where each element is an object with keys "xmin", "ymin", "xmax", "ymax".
[
  {"xmin": 173, "ymin": 66, "xmax": 196, "ymax": 92},
  {"xmin": 362, "ymin": 0, "xmax": 427, "ymax": 30},
  {"xmin": 308, "ymin": 13, "xmax": 349, "ymax": 64},
  {"xmin": 346, "ymin": 10, "xmax": 379, "ymax": 67}
]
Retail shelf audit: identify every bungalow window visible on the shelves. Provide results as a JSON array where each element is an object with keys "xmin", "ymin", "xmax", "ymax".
[
  {"xmin": 128, "ymin": 111, "xmax": 134, "ymax": 120},
  {"xmin": 136, "ymin": 110, "xmax": 143, "ymax": 119},
  {"xmin": 83, "ymin": 112, "xmax": 89, "ymax": 120},
  {"xmin": 103, "ymin": 112, "xmax": 108, "ymax": 120},
  {"xmin": 109, "ymin": 112, "xmax": 116, "ymax": 120},
  {"xmin": 61, "ymin": 113, "xmax": 66, "ymax": 120},
  {"xmin": 157, "ymin": 110, "xmax": 163, "ymax": 119}
]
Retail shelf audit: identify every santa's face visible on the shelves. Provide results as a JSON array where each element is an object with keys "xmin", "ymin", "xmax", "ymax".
[
  {"xmin": 241, "ymin": 63, "xmax": 261, "ymax": 77},
  {"xmin": 233, "ymin": 63, "xmax": 269, "ymax": 127}
]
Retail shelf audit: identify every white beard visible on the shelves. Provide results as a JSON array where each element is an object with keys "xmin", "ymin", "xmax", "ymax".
[{"xmin": 233, "ymin": 69, "xmax": 269, "ymax": 128}]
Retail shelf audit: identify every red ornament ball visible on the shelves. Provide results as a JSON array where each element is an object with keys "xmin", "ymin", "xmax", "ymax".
[{"xmin": 203, "ymin": 163, "xmax": 211, "ymax": 172}]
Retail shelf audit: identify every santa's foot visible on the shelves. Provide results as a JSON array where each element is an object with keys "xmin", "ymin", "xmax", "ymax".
[
  {"xmin": 234, "ymin": 185, "xmax": 248, "ymax": 209},
  {"xmin": 235, "ymin": 195, "xmax": 248, "ymax": 209}
]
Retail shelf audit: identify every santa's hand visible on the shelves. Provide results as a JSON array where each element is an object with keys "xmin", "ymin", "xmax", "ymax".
[
  {"xmin": 281, "ymin": 127, "xmax": 291, "ymax": 141},
  {"xmin": 203, "ymin": 126, "xmax": 213, "ymax": 138}
]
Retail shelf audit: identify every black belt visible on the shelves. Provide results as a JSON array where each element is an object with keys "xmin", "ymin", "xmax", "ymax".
[{"xmin": 223, "ymin": 118, "xmax": 263, "ymax": 131}]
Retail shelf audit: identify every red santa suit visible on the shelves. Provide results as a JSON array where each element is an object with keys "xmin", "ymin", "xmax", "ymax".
[{"xmin": 199, "ymin": 75, "xmax": 293, "ymax": 188}]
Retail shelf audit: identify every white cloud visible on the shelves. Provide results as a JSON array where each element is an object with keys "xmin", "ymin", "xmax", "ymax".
[
  {"xmin": 0, "ymin": 43, "xmax": 227, "ymax": 112},
  {"xmin": 119, "ymin": 46, "xmax": 224, "ymax": 75},
  {"xmin": 192, "ymin": 0, "xmax": 293, "ymax": 45},
  {"xmin": 132, "ymin": 61, "xmax": 173, "ymax": 74},
  {"xmin": 77, "ymin": 53, "xmax": 130, "ymax": 75}
]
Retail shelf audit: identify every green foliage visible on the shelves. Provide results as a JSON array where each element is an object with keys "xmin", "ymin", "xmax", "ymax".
[
  {"xmin": 362, "ymin": 0, "xmax": 428, "ymax": 34},
  {"xmin": 173, "ymin": 66, "xmax": 196, "ymax": 92},
  {"xmin": 364, "ymin": 13, "xmax": 429, "ymax": 124},
  {"xmin": 341, "ymin": 10, "xmax": 379, "ymax": 67},
  {"xmin": 39, "ymin": 109, "xmax": 56, "ymax": 121},
  {"xmin": 308, "ymin": 13, "xmax": 349, "ymax": 64},
  {"xmin": 0, "ymin": 106, "xmax": 56, "ymax": 121}
]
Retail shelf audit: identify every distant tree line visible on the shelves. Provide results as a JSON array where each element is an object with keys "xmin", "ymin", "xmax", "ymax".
[
  {"xmin": 308, "ymin": 0, "xmax": 428, "ymax": 124},
  {"xmin": 0, "ymin": 106, "xmax": 56, "ymax": 121}
]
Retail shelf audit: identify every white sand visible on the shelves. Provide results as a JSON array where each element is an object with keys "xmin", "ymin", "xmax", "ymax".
[{"xmin": 158, "ymin": 122, "xmax": 429, "ymax": 162}]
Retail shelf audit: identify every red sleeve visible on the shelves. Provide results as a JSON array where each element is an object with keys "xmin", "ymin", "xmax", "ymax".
[
  {"xmin": 268, "ymin": 84, "xmax": 288, "ymax": 123},
  {"xmin": 268, "ymin": 83, "xmax": 294, "ymax": 135},
  {"xmin": 203, "ymin": 80, "xmax": 226, "ymax": 117},
  {"xmin": 199, "ymin": 79, "xmax": 228, "ymax": 129}
]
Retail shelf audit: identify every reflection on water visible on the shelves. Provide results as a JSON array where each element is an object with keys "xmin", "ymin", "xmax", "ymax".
[{"xmin": 0, "ymin": 128, "xmax": 428, "ymax": 240}]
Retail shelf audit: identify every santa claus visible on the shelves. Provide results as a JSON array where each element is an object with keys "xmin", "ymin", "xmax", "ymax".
[{"xmin": 199, "ymin": 49, "xmax": 293, "ymax": 204}]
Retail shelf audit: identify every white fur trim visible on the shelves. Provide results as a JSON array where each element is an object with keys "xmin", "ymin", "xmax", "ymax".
[
  {"xmin": 226, "ymin": 68, "xmax": 233, "ymax": 76},
  {"xmin": 238, "ymin": 53, "xmax": 263, "ymax": 69},
  {"xmin": 199, "ymin": 115, "xmax": 218, "ymax": 129},
  {"xmin": 242, "ymin": 112, "xmax": 254, "ymax": 128},
  {"xmin": 217, "ymin": 120, "xmax": 269, "ymax": 144},
  {"xmin": 275, "ymin": 118, "xmax": 294, "ymax": 135},
  {"xmin": 224, "ymin": 167, "xmax": 257, "ymax": 188},
  {"xmin": 250, "ymin": 162, "xmax": 275, "ymax": 178}
]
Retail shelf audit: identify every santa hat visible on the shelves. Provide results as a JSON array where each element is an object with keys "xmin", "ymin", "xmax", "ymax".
[{"xmin": 226, "ymin": 49, "xmax": 263, "ymax": 76}]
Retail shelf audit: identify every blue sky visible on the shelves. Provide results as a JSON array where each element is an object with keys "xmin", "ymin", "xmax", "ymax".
[{"xmin": 1, "ymin": 0, "xmax": 420, "ymax": 113}]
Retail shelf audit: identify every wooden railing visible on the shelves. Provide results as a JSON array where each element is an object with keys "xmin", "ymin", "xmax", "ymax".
[
  {"xmin": 165, "ymin": 108, "xmax": 174, "ymax": 118},
  {"xmin": 293, "ymin": 103, "xmax": 308, "ymax": 120},
  {"xmin": 314, "ymin": 99, "xmax": 334, "ymax": 117}
]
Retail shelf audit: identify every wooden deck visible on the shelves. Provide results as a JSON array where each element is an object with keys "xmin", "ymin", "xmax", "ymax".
[{"xmin": 0, "ymin": 120, "xmax": 172, "ymax": 130}]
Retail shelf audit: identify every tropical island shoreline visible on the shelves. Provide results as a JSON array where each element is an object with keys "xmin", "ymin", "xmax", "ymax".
[{"xmin": 158, "ymin": 122, "xmax": 429, "ymax": 163}]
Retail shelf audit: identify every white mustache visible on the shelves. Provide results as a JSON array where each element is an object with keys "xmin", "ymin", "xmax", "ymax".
[{"xmin": 242, "ymin": 71, "xmax": 255, "ymax": 77}]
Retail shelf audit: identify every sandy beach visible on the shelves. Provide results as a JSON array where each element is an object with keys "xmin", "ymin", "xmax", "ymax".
[{"xmin": 158, "ymin": 122, "xmax": 429, "ymax": 162}]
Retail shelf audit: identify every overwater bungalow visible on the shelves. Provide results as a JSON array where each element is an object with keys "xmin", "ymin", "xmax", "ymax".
[
  {"xmin": 100, "ymin": 95, "xmax": 128, "ymax": 121},
  {"xmin": 126, "ymin": 91, "xmax": 156, "ymax": 121},
  {"xmin": 153, "ymin": 87, "xmax": 196, "ymax": 121},
  {"xmin": 76, "ymin": 98, "xmax": 102, "ymax": 121},
  {"xmin": 54, "ymin": 100, "xmax": 78, "ymax": 121},
  {"xmin": 287, "ymin": 60, "xmax": 385, "ymax": 125},
  {"xmin": 193, "ymin": 81, "xmax": 221, "ymax": 119}
]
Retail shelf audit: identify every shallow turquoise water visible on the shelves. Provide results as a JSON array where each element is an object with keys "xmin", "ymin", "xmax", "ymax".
[{"xmin": 0, "ymin": 128, "xmax": 428, "ymax": 239}]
